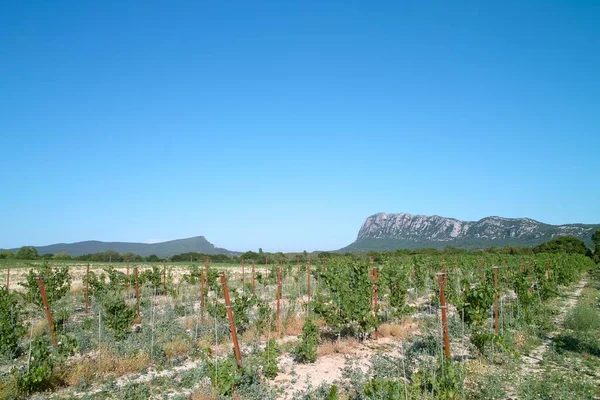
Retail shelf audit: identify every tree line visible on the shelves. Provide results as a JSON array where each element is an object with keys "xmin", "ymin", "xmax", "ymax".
[{"xmin": 1, "ymin": 230, "xmax": 599, "ymax": 263}]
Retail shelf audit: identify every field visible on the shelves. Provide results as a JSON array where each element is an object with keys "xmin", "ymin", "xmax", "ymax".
[{"xmin": 1, "ymin": 254, "xmax": 599, "ymax": 399}]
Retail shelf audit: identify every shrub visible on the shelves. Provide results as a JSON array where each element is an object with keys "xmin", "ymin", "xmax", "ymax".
[
  {"xmin": 98, "ymin": 290, "xmax": 136, "ymax": 339},
  {"xmin": 0, "ymin": 287, "xmax": 25, "ymax": 358},
  {"xmin": 564, "ymin": 304, "xmax": 600, "ymax": 332},
  {"xmin": 262, "ymin": 339, "xmax": 279, "ymax": 378},
  {"xmin": 295, "ymin": 318, "xmax": 319, "ymax": 363},
  {"xmin": 21, "ymin": 263, "xmax": 71, "ymax": 308},
  {"xmin": 13, "ymin": 336, "xmax": 56, "ymax": 395}
]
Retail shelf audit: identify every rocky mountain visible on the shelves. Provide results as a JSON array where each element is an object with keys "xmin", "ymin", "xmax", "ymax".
[
  {"xmin": 340, "ymin": 213, "xmax": 600, "ymax": 251},
  {"xmin": 7, "ymin": 236, "xmax": 237, "ymax": 258}
]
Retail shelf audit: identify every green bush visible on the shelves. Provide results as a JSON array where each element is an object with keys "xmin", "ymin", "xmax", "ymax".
[
  {"xmin": 97, "ymin": 290, "xmax": 136, "ymax": 339},
  {"xmin": 261, "ymin": 339, "xmax": 279, "ymax": 378},
  {"xmin": 21, "ymin": 263, "xmax": 71, "ymax": 308},
  {"xmin": 13, "ymin": 336, "xmax": 56, "ymax": 395},
  {"xmin": 0, "ymin": 287, "xmax": 25, "ymax": 358},
  {"xmin": 564, "ymin": 304, "xmax": 600, "ymax": 332},
  {"xmin": 295, "ymin": 318, "xmax": 319, "ymax": 363}
]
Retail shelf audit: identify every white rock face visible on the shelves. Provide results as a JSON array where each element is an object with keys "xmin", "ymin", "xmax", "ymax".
[{"xmin": 356, "ymin": 212, "xmax": 598, "ymax": 245}]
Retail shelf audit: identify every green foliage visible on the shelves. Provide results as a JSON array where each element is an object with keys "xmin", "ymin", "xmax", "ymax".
[
  {"xmin": 518, "ymin": 370, "xmax": 598, "ymax": 399},
  {"xmin": 380, "ymin": 257, "xmax": 409, "ymax": 316},
  {"xmin": 313, "ymin": 257, "xmax": 378, "ymax": 339},
  {"xmin": 564, "ymin": 304, "xmax": 600, "ymax": 332},
  {"xmin": 231, "ymin": 294, "xmax": 258, "ymax": 332},
  {"xmin": 205, "ymin": 357, "xmax": 239, "ymax": 396},
  {"xmin": 411, "ymin": 358, "xmax": 465, "ymax": 400},
  {"xmin": 15, "ymin": 246, "xmax": 39, "ymax": 260},
  {"xmin": 97, "ymin": 290, "xmax": 136, "ymax": 339},
  {"xmin": 121, "ymin": 382, "xmax": 150, "ymax": 399},
  {"xmin": 593, "ymin": 229, "xmax": 600, "ymax": 263},
  {"xmin": 255, "ymin": 300, "xmax": 275, "ymax": 332},
  {"xmin": 52, "ymin": 252, "xmax": 71, "ymax": 260},
  {"xmin": 13, "ymin": 336, "xmax": 55, "ymax": 395},
  {"xmin": 21, "ymin": 263, "xmax": 71, "ymax": 308},
  {"xmin": 261, "ymin": 339, "xmax": 280, "ymax": 378},
  {"xmin": 364, "ymin": 377, "xmax": 406, "ymax": 399},
  {"xmin": 534, "ymin": 236, "xmax": 588, "ymax": 255},
  {"xmin": 138, "ymin": 266, "xmax": 163, "ymax": 292},
  {"xmin": 0, "ymin": 287, "xmax": 25, "ymax": 358},
  {"xmin": 0, "ymin": 250, "xmax": 14, "ymax": 259},
  {"xmin": 295, "ymin": 318, "xmax": 319, "ymax": 363}
]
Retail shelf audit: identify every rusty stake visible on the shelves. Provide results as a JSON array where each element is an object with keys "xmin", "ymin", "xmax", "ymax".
[
  {"xmin": 220, "ymin": 272, "xmax": 242, "ymax": 370},
  {"xmin": 36, "ymin": 276, "xmax": 58, "ymax": 348},
  {"xmin": 135, "ymin": 267, "xmax": 140, "ymax": 316},
  {"xmin": 276, "ymin": 265, "xmax": 282, "ymax": 335},
  {"xmin": 252, "ymin": 263, "xmax": 256, "ymax": 296},
  {"xmin": 438, "ymin": 273, "xmax": 451, "ymax": 359},
  {"xmin": 85, "ymin": 263, "xmax": 90, "ymax": 312},
  {"xmin": 307, "ymin": 259, "xmax": 311, "ymax": 304},
  {"xmin": 493, "ymin": 266, "xmax": 499, "ymax": 334}
]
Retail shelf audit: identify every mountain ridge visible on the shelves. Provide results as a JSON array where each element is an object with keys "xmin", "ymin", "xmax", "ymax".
[
  {"xmin": 342, "ymin": 212, "xmax": 600, "ymax": 251},
  {"xmin": 3, "ymin": 236, "xmax": 238, "ymax": 257}
]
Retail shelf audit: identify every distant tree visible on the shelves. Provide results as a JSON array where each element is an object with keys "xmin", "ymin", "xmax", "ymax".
[
  {"xmin": 241, "ymin": 251, "xmax": 259, "ymax": 262},
  {"xmin": 534, "ymin": 236, "xmax": 588, "ymax": 255},
  {"xmin": 103, "ymin": 250, "xmax": 122, "ymax": 263},
  {"xmin": 15, "ymin": 246, "xmax": 39, "ymax": 260},
  {"xmin": 146, "ymin": 254, "xmax": 162, "ymax": 262},
  {"xmin": 52, "ymin": 251, "xmax": 71, "ymax": 260},
  {"xmin": 593, "ymin": 229, "xmax": 600, "ymax": 263},
  {"xmin": 121, "ymin": 252, "xmax": 142, "ymax": 262},
  {"xmin": 0, "ymin": 250, "xmax": 13, "ymax": 259}
]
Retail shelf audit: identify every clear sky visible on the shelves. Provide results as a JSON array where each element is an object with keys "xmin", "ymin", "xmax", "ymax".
[{"xmin": 1, "ymin": 1, "xmax": 598, "ymax": 252}]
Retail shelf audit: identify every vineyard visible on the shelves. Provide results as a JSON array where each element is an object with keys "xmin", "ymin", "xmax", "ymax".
[{"xmin": 0, "ymin": 253, "xmax": 599, "ymax": 399}]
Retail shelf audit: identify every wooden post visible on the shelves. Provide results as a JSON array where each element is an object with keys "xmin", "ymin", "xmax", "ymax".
[
  {"xmin": 36, "ymin": 276, "xmax": 58, "ymax": 348},
  {"xmin": 200, "ymin": 270, "xmax": 205, "ymax": 319},
  {"xmin": 438, "ymin": 273, "xmax": 451, "ymax": 359},
  {"xmin": 219, "ymin": 272, "xmax": 243, "ymax": 370},
  {"xmin": 306, "ymin": 259, "xmax": 311, "ymax": 304},
  {"xmin": 135, "ymin": 267, "xmax": 140, "ymax": 316},
  {"xmin": 443, "ymin": 260, "xmax": 448, "ymax": 285},
  {"xmin": 276, "ymin": 265, "xmax": 282, "ymax": 335},
  {"xmin": 204, "ymin": 259, "xmax": 209, "ymax": 291},
  {"xmin": 5, "ymin": 264, "xmax": 9, "ymax": 292},
  {"xmin": 493, "ymin": 266, "xmax": 499, "ymax": 334},
  {"xmin": 241, "ymin": 259, "xmax": 245, "ymax": 289},
  {"xmin": 370, "ymin": 263, "xmax": 379, "ymax": 339},
  {"xmin": 370, "ymin": 266, "xmax": 378, "ymax": 311},
  {"xmin": 85, "ymin": 263, "xmax": 90, "ymax": 312},
  {"xmin": 545, "ymin": 260, "xmax": 550, "ymax": 280},
  {"xmin": 252, "ymin": 263, "xmax": 256, "ymax": 296}
]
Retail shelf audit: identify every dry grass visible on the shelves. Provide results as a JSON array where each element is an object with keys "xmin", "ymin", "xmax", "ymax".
[
  {"xmin": 32, "ymin": 319, "xmax": 48, "ymax": 338},
  {"xmin": 317, "ymin": 337, "xmax": 359, "ymax": 357},
  {"xmin": 376, "ymin": 319, "xmax": 416, "ymax": 339},
  {"xmin": 284, "ymin": 315, "xmax": 304, "ymax": 336},
  {"xmin": 190, "ymin": 388, "xmax": 218, "ymax": 400},
  {"xmin": 69, "ymin": 283, "xmax": 85, "ymax": 296},
  {"xmin": 241, "ymin": 326, "xmax": 258, "ymax": 342},
  {"xmin": 164, "ymin": 339, "xmax": 191, "ymax": 359},
  {"xmin": 62, "ymin": 347, "xmax": 150, "ymax": 387}
]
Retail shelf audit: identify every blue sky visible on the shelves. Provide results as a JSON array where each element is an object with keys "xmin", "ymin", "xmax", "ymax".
[{"xmin": 1, "ymin": 1, "xmax": 598, "ymax": 252}]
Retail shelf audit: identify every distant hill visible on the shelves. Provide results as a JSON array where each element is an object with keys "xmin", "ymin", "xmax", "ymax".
[
  {"xmin": 340, "ymin": 213, "xmax": 600, "ymax": 252},
  {"xmin": 6, "ymin": 236, "xmax": 237, "ymax": 258}
]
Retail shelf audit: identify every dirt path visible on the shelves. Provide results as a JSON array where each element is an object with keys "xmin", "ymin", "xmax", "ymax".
[{"xmin": 504, "ymin": 277, "xmax": 588, "ymax": 399}]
